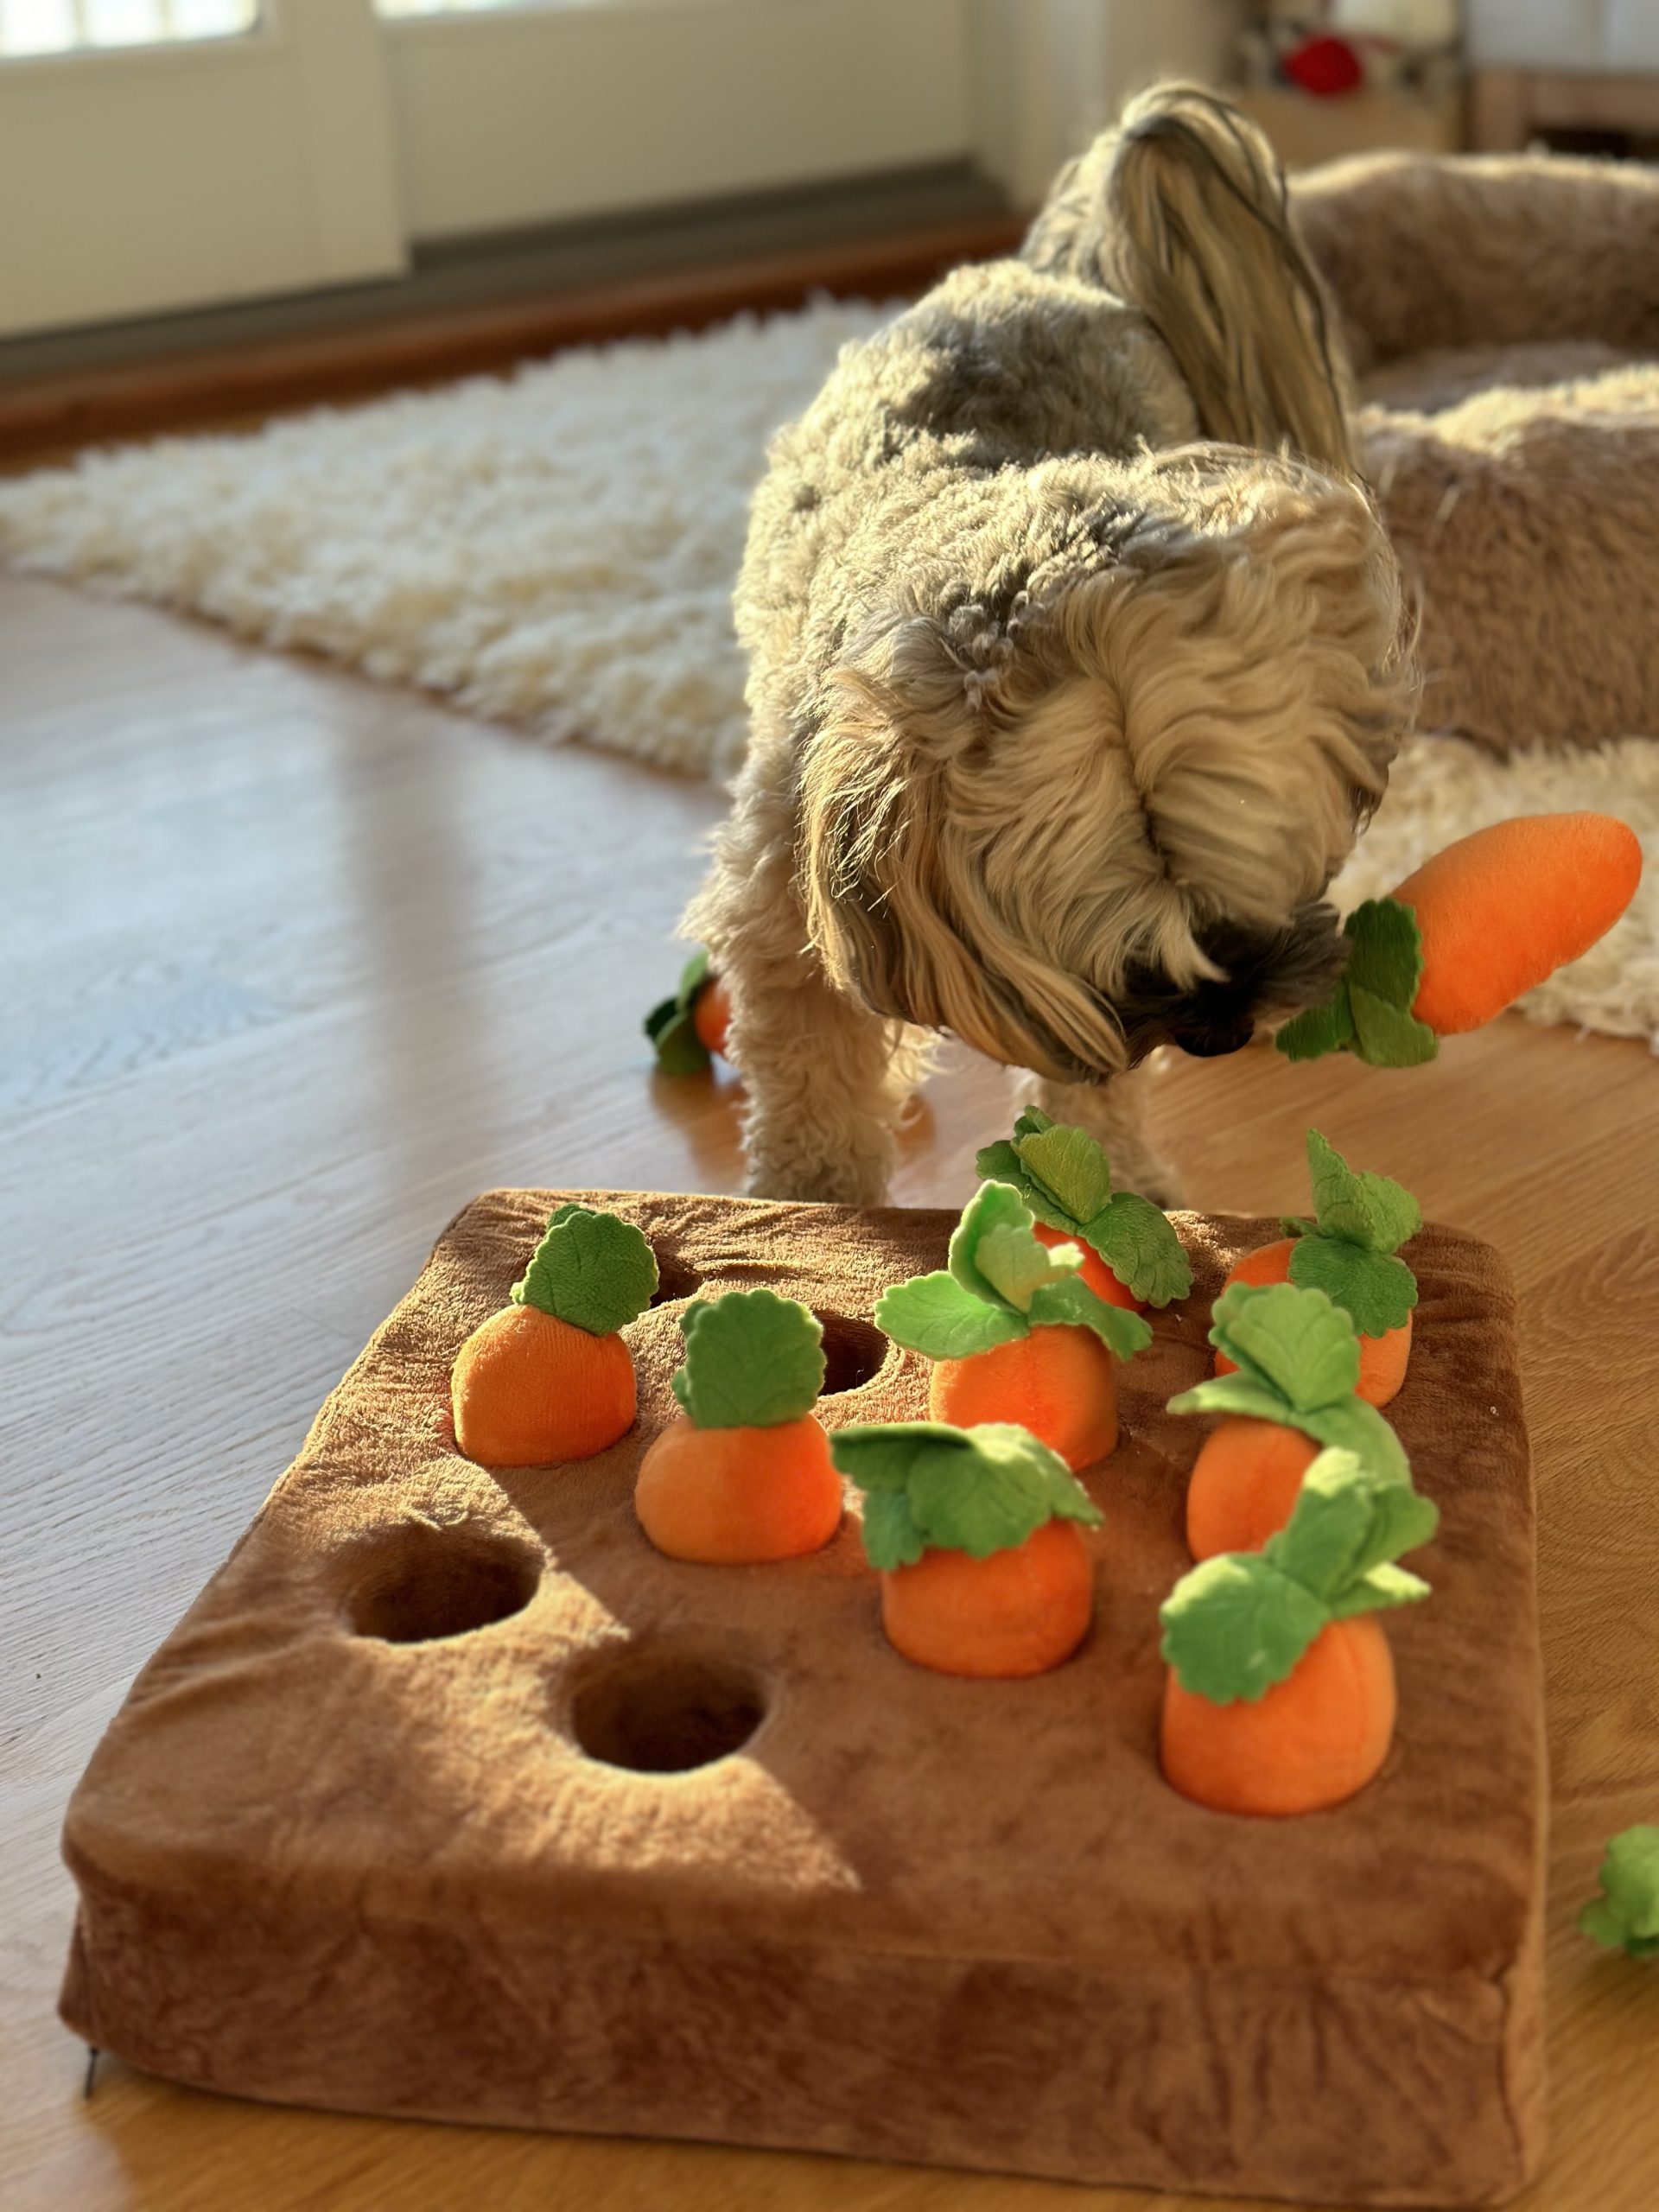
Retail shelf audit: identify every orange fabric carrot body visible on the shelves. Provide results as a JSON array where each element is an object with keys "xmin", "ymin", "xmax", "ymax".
[
  {"xmin": 1185, "ymin": 1416, "xmax": 1320, "ymax": 1560},
  {"xmin": 634, "ymin": 1289, "xmax": 842, "ymax": 1564},
  {"xmin": 1395, "ymin": 812, "xmax": 1643, "ymax": 1035},
  {"xmin": 877, "ymin": 1181, "xmax": 1153, "ymax": 1477},
  {"xmin": 832, "ymin": 1421, "xmax": 1103, "ymax": 1679},
  {"xmin": 880, "ymin": 1516, "xmax": 1094, "ymax": 1678},
  {"xmin": 1277, "ymin": 811, "xmax": 1642, "ymax": 1065},
  {"xmin": 1161, "ymin": 1615, "xmax": 1396, "ymax": 1817},
  {"xmin": 452, "ymin": 1204, "xmax": 657, "ymax": 1465},
  {"xmin": 1159, "ymin": 1448, "xmax": 1438, "ymax": 1816},
  {"xmin": 928, "ymin": 1322, "xmax": 1120, "ymax": 1471},
  {"xmin": 1215, "ymin": 1239, "xmax": 1413, "ymax": 1408},
  {"xmin": 1172, "ymin": 1277, "xmax": 1416, "ymax": 1560}
]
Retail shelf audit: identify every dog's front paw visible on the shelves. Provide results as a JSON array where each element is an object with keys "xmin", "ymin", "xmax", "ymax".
[
  {"xmin": 745, "ymin": 1134, "xmax": 893, "ymax": 1209},
  {"xmin": 1115, "ymin": 1150, "xmax": 1185, "ymax": 1211}
]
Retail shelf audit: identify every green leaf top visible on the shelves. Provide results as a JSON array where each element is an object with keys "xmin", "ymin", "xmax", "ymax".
[
  {"xmin": 1210, "ymin": 1280, "xmax": 1362, "ymax": 1411},
  {"xmin": 670, "ymin": 1290, "xmax": 826, "ymax": 1430},
  {"xmin": 830, "ymin": 1420, "xmax": 1103, "ymax": 1569},
  {"xmin": 512, "ymin": 1205, "xmax": 658, "ymax": 1336},
  {"xmin": 645, "ymin": 945, "xmax": 715, "ymax": 1074},
  {"xmin": 1169, "ymin": 1280, "xmax": 1412, "ymax": 1490},
  {"xmin": 1578, "ymin": 1826, "xmax": 1659, "ymax": 1961},
  {"xmin": 878, "ymin": 1180, "xmax": 1152, "ymax": 1363},
  {"xmin": 976, "ymin": 1107, "xmax": 1192, "ymax": 1306},
  {"xmin": 1282, "ymin": 1129, "xmax": 1421, "ymax": 1337},
  {"xmin": 1282, "ymin": 1132, "xmax": 1424, "ymax": 1336},
  {"xmin": 1160, "ymin": 1448, "xmax": 1437, "ymax": 1704},
  {"xmin": 1274, "ymin": 899, "xmax": 1439, "ymax": 1068}
]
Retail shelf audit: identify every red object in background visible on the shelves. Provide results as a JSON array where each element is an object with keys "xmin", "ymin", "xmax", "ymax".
[{"xmin": 1282, "ymin": 34, "xmax": 1364, "ymax": 96}]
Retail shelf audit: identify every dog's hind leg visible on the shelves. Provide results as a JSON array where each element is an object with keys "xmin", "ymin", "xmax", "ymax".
[{"xmin": 1029, "ymin": 1064, "xmax": 1183, "ymax": 1210}]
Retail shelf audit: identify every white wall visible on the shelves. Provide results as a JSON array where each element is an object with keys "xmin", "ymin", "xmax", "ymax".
[{"xmin": 971, "ymin": 0, "xmax": 1244, "ymax": 207}]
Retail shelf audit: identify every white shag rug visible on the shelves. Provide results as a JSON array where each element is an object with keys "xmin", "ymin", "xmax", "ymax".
[{"xmin": 2, "ymin": 298, "xmax": 1655, "ymax": 1046}]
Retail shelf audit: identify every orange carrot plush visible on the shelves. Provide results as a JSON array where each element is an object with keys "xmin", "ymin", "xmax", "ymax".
[
  {"xmin": 645, "ymin": 947, "xmax": 732, "ymax": 1073},
  {"xmin": 635, "ymin": 1290, "xmax": 842, "ymax": 1564},
  {"xmin": 1160, "ymin": 1446, "xmax": 1439, "ymax": 1815},
  {"xmin": 976, "ymin": 1107, "xmax": 1192, "ymax": 1313},
  {"xmin": 1172, "ymin": 1279, "xmax": 1411, "ymax": 1559},
  {"xmin": 876, "ymin": 1182, "xmax": 1153, "ymax": 1471},
  {"xmin": 1277, "ymin": 811, "xmax": 1642, "ymax": 1066},
  {"xmin": 831, "ymin": 1420, "xmax": 1103, "ymax": 1677},
  {"xmin": 452, "ymin": 1204, "xmax": 658, "ymax": 1465},
  {"xmin": 1214, "ymin": 1129, "xmax": 1419, "ymax": 1407}
]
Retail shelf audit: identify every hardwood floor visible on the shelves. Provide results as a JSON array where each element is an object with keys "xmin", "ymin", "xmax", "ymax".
[{"xmin": 4, "ymin": 573, "xmax": 1657, "ymax": 2210}]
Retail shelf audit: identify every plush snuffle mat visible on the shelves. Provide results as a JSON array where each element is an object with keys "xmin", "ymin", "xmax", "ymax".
[{"xmin": 61, "ymin": 1189, "xmax": 1546, "ymax": 2208}]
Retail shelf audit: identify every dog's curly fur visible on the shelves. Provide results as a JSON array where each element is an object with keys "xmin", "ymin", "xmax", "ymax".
[{"xmin": 690, "ymin": 85, "xmax": 1417, "ymax": 1206}]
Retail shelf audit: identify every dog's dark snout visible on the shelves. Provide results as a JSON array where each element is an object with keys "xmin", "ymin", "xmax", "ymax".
[{"xmin": 1173, "ymin": 1022, "xmax": 1254, "ymax": 1059}]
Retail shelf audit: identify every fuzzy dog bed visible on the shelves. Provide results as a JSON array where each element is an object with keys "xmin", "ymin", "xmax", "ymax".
[{"xmin": 1295, "ymin": 151, "xmax": 1659, "ymax": 755}]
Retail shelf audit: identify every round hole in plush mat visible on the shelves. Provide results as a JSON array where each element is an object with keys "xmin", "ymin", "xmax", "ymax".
[
  {"xmin": 813, "ymin": 1311, "xmax": 888, "ymax": 1395},
  {"xmin": 341, "ymin": 1520, "xmax": 541, "ymax": 1644},
  {"xmin": 648, "ymin": 1248, "xmax": 703, "ymax": 1306},
  {"xmin": 569, "ymin": 1647, "xmax": 767, "ymax": 1774}
]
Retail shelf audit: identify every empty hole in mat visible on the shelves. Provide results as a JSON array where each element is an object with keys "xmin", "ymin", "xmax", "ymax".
[
  {"xmin": 570, "ymin": 1648, "xmax": 768, "ymax": 1774},
  {"xmin": 342, "ymin": 1521, "xmax": 541, "ymax": 1644},
  {"xmin": 813, "ymin": 1311, "xmax": 888, "ymax": 1395},
  {"xmin": 649, "ymin": 1248, "xmax": 704, "ymax": 1306}
]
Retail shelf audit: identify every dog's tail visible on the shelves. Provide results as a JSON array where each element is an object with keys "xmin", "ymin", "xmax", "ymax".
[{"xmin": 1098, "ymin": 84, "xmax": 1354, "ymax": 474}]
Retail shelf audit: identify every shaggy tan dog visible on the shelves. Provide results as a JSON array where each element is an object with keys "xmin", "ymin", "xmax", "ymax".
[{"xmin": 691, "ymin": 83, "xmax": 1414, "ymax": 1206}]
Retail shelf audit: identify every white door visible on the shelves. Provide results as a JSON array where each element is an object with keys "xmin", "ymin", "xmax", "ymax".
[{"xmin": 0, "ymin": 2, "xmax": 407, "ymax": 337}]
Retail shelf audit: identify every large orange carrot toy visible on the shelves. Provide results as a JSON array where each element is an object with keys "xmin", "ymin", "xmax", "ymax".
[
  {"xmin": 452, "ymin": 1204, "xmax": 658, "ymax": 1465},
  {"xmin": 976, "ymin": 1106, "xmax": 1192, "ymax": 1313},
  {"xmin": 1277, "ymin": 811, "xmax": 1642, "ymax": 1066},
  {"xmin": 635, "ymin": 1289, "xmax": 843, "ymax": 1564},
  {"xmin": 1172, "ymin": 1280, "xmax": 1412, "ymax": 1559},
  {"xmin": 832, "ymin": 1420, "xmax": 1103, "ymax": 1677},
  {"xmin": 1214, "ymin": 1129, "xmax": 1419, "ymax": 1407},
  {"xmin": 645, "ymin": 947, "xmax": 732, "ymax": 1073},
  {"xmin": 876, "ymin": 1182, "xmax": 1153, "ymax": 1471},
  {"xmin": 1160, "ymin": 1447, "xmax": 1440, "ymax": 1816}
]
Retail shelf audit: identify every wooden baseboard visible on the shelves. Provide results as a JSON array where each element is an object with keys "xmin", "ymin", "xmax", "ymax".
[{"xmin": 0, "ymin": 217, "xmax": 1026, "ymax": 465}]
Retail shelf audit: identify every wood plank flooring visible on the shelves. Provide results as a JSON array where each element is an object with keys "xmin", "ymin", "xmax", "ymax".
[{"xmin": 4, "ymin": 575, "xmax": 1657, "ymax": 2211}]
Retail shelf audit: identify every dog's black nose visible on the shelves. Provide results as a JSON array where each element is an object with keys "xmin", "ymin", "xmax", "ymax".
[{"xmin": 1172, "ymin": 1022, "xmax": 1254, "ymax": 1058}]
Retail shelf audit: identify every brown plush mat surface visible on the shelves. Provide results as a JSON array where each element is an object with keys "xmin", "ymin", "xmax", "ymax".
[{"xmin": 60, "ymin": 1192, "xmax": 1547, "ymax": 2206}]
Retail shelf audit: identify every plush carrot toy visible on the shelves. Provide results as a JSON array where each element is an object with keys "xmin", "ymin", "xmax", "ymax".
[
  {"xmin": 832, "ymin": 1420, "xmax": 1103, "ymax": 1677},
  {"xmin": 645, "ymin": 947, "xmax": 732, "ymax": 1073},
  {"xmin": 876, "ymin": 1182, "xmax": 1153, "ymax": 1471},
  {"xmin": 1172, "ymin": 1279, "xmax": 1412, "ymax": 1559},
  {"xmin": 1214, "ymin": 1129, "xmax": 1419, "ymax": 1407},
  {"xmin": 1277, "ymin": 812, "xmax": 1642, "ymax": 1066},
  {"xmin": 1160, "ymin": 1446, "xmax": 1440, "ymax": 1815},
  {"xmin": 1578, "ymin": 1826, "xmax": 1659, "ymax": 1961},
  {"xmin": 976, "ymin": 1106, "xmax": 1192, "ymax": 1312},
  {"xmin": 452, "ymin": 1203, "xmax": 658, "ymax": 1465},
  {"xmin": 635, "ymin": 1290, "xmax": 842, "ymax": 1564}
]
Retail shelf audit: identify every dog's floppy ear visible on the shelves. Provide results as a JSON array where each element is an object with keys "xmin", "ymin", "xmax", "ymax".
[{"xmin": 797, "ymin": 632, "xmax": 1131, "ymax": 1086}]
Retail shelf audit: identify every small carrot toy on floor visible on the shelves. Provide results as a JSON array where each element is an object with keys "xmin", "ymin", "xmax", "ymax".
[
  {"xmin": 645, "ymin": 947, "xmax": 732, "ymax": 1073},
  {"xmin": 876, "ymin": 1182, "xmax": 1153, "ymax": 1471},
  {"xmin": 1277, "ymin": 811, "xmax": 1642, "ymax": 1066},
  {"xmin": 832, "ymin": 1420, "xmax": 1103, "ymax": 1677},
  {"xmin": 976, "ymin": 1106, "xmax": 1192, "ymax": 1312},
  {"xmin": 1171, "ymin": 1279, "xmax": 1412, "ymax": 1558},
  {"xmin": 1160, "ymin": 1446, "xmax": 1440, "ymax": 1816},
  {"xmin": 635, "ymin": 1289, "xmax": 842, "ymax": 1564},
  {"xmin": 1214, "ymin": 1129, "xmax": 1419, "ymax": 1407},
  {"xmin": 451, "ymin": 1203, "xmax": 658, "ymax": 1465},
  {"xmin": 1578, "ymin": 1826, "xmax": 1659, "ymax": 1961}
]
